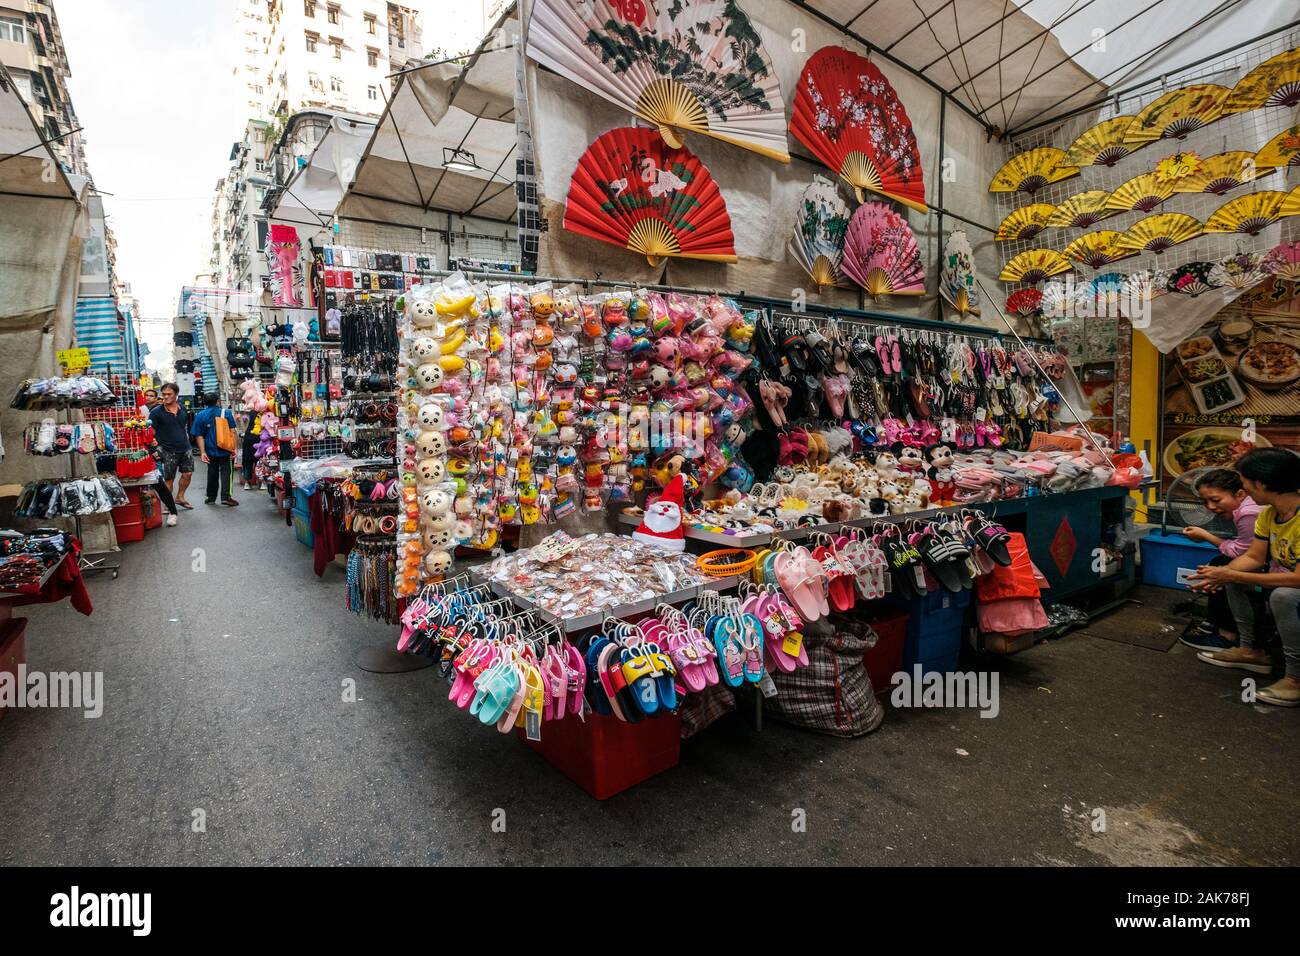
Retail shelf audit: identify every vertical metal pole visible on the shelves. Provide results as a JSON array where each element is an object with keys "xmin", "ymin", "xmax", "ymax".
[{"xmin": 934, "ymin": 95, "xmax": 947, "ymax": 323}]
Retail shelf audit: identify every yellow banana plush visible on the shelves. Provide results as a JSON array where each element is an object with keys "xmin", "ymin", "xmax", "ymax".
[
  {"xmin": 440, "ymin": 328, "xmax": 466, "ymax": 355},
  {"xmin": 438, "ymin": 354, "xmax": 466, "ymax": 373},
  {"xmin": 435, "ymin": 293, "xmax": 476, "ymax": 316}
]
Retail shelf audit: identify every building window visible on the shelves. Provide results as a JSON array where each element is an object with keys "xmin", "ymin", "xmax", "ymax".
[
  {"xmin": 305, "ymin": 32, "xmax": 317, "ymax": 51},
  {"xmin": 330, "ymin": 75, "xmax": 343, "ymax": 92},
  {"xmin": 364, "ymin": 13, "xmax": 376, "ymax": 34},
  {"xmin": 366, "ymin": 47, "xmax": 378, "ymax": 67},
  {"xmin": 303, "ymin": 0, "xmax": 315, "ymax": 16},
  {"xmin": 327, "ymin": 4, "xmax": 340, "ymax": 25},
  {"xmin": 0, "ymin": 16, "xmax": 26, "ymax": 45},
  {"xmin": 330, "ymin": 38, "xmax": 342, "ymax": 59},
  {"xmin": 367, "ymin": 85, "xmax": 378, "ymax": 101},
  {"xmin": 308, "ymin": 71, "xmax": 323, "ymax": 91}
]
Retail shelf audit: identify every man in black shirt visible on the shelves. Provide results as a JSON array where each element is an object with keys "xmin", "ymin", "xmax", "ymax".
[{"xmin": 149, "ymin": 382, "xmax": 195, "ymax": 509}]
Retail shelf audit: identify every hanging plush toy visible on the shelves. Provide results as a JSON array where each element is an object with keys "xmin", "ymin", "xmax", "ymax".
[
  {"xmin": 925, "ymin": 442, "xmax": 957, "ymax": 506},
  {"xmin": 238, "ymin": 378, "xmax": 268, "ymax": 413},
  {"xmin": 632, "ymin": 474, "xmax": 686, "ymax": 553}
]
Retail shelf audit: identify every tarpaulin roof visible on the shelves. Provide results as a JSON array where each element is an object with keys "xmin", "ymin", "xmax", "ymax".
[
  {"xmin": 0, "ymin": 61, "xmax": 76, "ymax": 200},
  {"xmin": 270, "ymin": 114, "xmax": 376, "ymax": 236},
  {"xmin": 789, "ymin": 0, "xmax": 1299, "ymax": 135},
  {"xmin": 337, "ymin": 10, "xmax": 521, "ymax": 227}
]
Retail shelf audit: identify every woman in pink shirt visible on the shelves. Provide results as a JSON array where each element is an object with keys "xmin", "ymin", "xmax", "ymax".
[{"xmin": 1180, "ymin": 469, "xmax": 1261, "ymax": 652}]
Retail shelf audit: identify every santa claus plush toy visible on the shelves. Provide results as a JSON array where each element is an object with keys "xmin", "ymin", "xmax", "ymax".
[{"xmin": 632, "ymin": 474, "xmax": 686, "ymax": 552}]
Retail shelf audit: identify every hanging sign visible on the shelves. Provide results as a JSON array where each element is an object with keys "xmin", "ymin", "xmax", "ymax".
[{"xmin": 57, "ymin": 348, "xmax": 91, "ymax": 372}]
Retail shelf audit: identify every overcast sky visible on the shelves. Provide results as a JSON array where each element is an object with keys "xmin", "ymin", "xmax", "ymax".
[{"xmin": 57, "ymin": 0, "xmax": 493, "ymax": 341}]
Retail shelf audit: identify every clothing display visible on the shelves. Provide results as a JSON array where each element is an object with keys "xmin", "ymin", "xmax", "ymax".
[
  {"xmin": 10, "ymin": 376, "xmax": 115, "ymax": 410},
  {"xmin": 12, "ymin": 474, "xmax": 129, "ymax": 518},
  {"xmin": 0, "ymin": 528, "xmax": 72, "ymax": 591}
]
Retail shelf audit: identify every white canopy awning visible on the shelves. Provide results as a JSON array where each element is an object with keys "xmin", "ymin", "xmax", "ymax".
[
  {"xmin": 270, "ymin": 115, "xmax": 376, "ymax": 236},
  {"xmin": 794, "ymin": 0, "xmax": 1298, "ymax": 135},
  {"xmin": 337, "ymin": 11, "xmax": 521, "ymax": 228},
  {"xmin": 0, "ymin": 62, "xmax": 76, "ymax": 201}
]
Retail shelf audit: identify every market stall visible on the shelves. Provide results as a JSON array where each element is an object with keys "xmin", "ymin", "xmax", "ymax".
[{"xmin": 235, "ymin": 0, "xmax": 1300, "ymax": 796}]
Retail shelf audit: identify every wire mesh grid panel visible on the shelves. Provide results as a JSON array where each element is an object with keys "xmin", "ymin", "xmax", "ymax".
[
  {"xmin": 994, "ymin": 30, "xmax": 1300, "ymax": 301},
  {"xmin": 449, "ymin": 229, "xmax": 519, "ymax": 266}
]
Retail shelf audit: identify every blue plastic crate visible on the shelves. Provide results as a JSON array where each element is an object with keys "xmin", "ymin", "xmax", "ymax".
[
  {"xmin": 291, "ymin": 508, "xmax": 314, "ymax": 548},
  {"xmin": 292, "ymin": 487, "xmax": 312, "ymax": 513},
  {"xmin": 885, "ymin": 587, "xmax": 970, "ymax": 672},
  {"xmin": 1140, "ymin": 530, "xmax": 1219, "ymax": 590}
]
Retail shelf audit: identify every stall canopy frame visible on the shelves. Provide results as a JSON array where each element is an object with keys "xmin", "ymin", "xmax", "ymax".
[
  {"xmin": 782, "ymin": 0, "xmax": 1298, "ymax": 137},
  {"xmin": 335, "ymin": 8, "xmax": 521, "ymax": 230},
  {"xmin": 0, "ymin": 61, "xmax": 77, "ymax": 201}
]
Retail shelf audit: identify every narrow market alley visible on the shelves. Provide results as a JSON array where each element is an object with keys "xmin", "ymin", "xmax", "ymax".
[{"xmin": 2, "ymin": 498, "xmax": 1296, "ymax": 867}]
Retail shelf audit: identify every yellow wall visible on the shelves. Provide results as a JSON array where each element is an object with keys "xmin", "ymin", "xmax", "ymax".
[{"xmin": 1130, "ymin": 329, "xmax": 1161, "ymax": 521}]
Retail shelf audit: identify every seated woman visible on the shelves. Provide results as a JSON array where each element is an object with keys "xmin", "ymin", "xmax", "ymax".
[
  {"xmin": 1191, "ymin": 448, "xmax": 1300, "ymax": 707},
  {"xmin": 1179, "ymin": 468, "xmax": 1260, "ymax": 652}
]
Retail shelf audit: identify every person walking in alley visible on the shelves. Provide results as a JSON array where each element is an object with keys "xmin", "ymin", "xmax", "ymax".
[
  {"xmin": 149, "ymin": 382, "xmax": 196, "ymax": 511},
  {"xmin": 191, "ymin": 392, "xmax": 239, "ymax": 506}
]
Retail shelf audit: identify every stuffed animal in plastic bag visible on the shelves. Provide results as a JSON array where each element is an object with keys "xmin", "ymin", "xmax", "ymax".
[
  {"xmin": 253, "ymin": 411, "xmax": 279, "ymax": 458},
  {"xmin": 238, "ymin": 378, "xmax": 268, "ymax": 413}
]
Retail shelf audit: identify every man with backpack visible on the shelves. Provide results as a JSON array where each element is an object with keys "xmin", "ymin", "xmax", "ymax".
[{"xmin": 191, "ymin": 392, "xmax": 239, "ymax": 506}]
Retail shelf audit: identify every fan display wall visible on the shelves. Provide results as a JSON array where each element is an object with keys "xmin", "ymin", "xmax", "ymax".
[
  {"xmin": 521, "ymin": 0, "xmax": 1012, "ymax": 329},
  {"xmin": 995, "ymin": 30, "xmax": 1300, "ymax": 437}
]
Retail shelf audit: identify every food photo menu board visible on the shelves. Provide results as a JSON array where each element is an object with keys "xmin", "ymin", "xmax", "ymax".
[{"xmin": 1160, "ymin": 278, "xmax": 1300, "ymax": 491}]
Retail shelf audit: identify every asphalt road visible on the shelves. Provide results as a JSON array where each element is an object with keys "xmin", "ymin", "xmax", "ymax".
[{"xmin": 2, "ymin": 492, "xmax": 1297, "ymax": 866}]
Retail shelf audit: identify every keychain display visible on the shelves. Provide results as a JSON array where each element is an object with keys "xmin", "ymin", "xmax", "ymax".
[{"xmin": 394, "ymin": 271, "xmax": 761, "ymax": 593}]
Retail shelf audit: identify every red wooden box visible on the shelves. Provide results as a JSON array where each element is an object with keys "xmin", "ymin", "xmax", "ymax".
[
  {"xmin": 0, "ymin": 617, "xmax": 28, "ymax": 720},
  {"xmin": 522, "ymin": 709, "xmax": 681, "ymax": 800},
  {"xmin": 861, "ymin": 608, "xmax": 909, "ymax": 699}
]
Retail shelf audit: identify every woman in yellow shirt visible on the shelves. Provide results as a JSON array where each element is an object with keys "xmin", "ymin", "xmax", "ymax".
[{"xmin": 1191, "ymin": 448, "xmax": 1300, "ymax": 707}]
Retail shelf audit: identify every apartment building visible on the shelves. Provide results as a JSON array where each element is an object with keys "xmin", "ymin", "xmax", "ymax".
[
  {"xmin": 257, "ymin": 0, "xmax": 423, "ymax": 124},
  {"xmin": 208, "ymin": 119, "xmax": 275, "ymax": 293},
  {"xmin": 210, "ymin": 1, "xmax": 425, "ymax": 299},
  {"xmin": 0, "ymin": 0, "xmax": 87, "ymax": 176}
]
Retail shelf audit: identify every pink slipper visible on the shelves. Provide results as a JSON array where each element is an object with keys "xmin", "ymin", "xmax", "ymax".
[
  {"xmin": 775, "ymin": 551, "xmax": 820, "ymax": 623},
  {"xmin": 565, "ymin": 643, "xmax": 587, "ymax": 717}
]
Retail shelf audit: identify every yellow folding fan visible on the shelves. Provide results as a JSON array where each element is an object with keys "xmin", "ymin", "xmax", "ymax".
[
  {"xmin": 1045, "ymin": 190, "xmax": 1115, "ymax": 228},
  {"xmin": 1062, "ymin": 232, "xmax": 1132, "ymax": 269},
  {"xmin": 1062, "ymin": 116, "xmax": 1139, "ymax": 167},
  {"xmin": 1282, "ymin": 185, "xmax": 1300, "ymax": 218},
  {"xmin": 1172, "ymin": 151, "xmax": 1273, "ymax": 195},
  {"xmin": 1123, "ymin": 85, "xmax": 1231, "ymax": 146},
  {"xmin": 1255, "ymin": 125, "xmax": 1300, "ymax": 169},
  {"xmin": 1202, "ymin": 191, "xmax": 1291, "ymax": 236},
  {"xmin": 1223, "ymin": 46, "xmax": 1300, "ymax": 113},
  {"xmin": 988, "ymin": 148, "xmax": 1079, "ymax": 194},
  {"xmin": 1113, "ymin": 213, "xmax": 1203, "ymax": 254},
  {"xmin": 1104, "ymin": 172, "xmax": 1175, "ymax": 213},
  {"xmin": 997, "ymin": 249, "xmax": 1072, "ymax": 283},
  {"xmin": 995, "ymin": 203, "xmax": 1056, "ymax": 241}
]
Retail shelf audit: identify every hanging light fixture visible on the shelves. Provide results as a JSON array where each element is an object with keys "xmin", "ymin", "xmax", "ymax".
[{"xmin": 443, "ymin": 147, "xmax": 478, "ymax": 172}]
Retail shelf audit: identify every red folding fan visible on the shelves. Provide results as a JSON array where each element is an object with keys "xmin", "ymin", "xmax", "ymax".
[
  {"xmin": 1006, "ymin": 288, "xmax": 1044, "ymax": 317},
  {"xmin": 791, "ymin": 46, "xmax": 927, "ymax": 212},
  {"xmin": 563, "ymin": 127, "xmax": 737, "ymax": 266}
]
